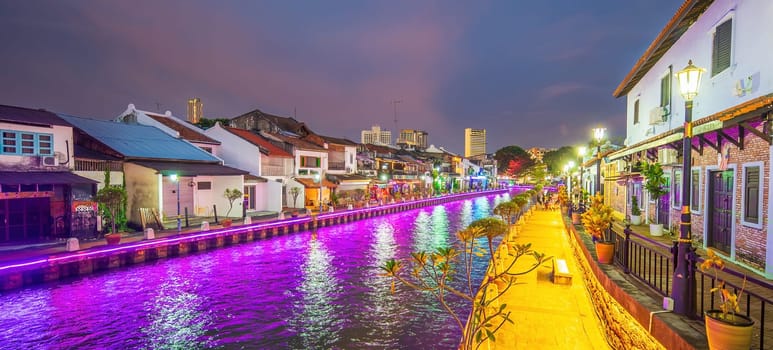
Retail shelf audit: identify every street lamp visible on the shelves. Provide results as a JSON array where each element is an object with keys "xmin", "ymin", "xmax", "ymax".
[
  {"xmin": 672, "ymin": 59, "xmax": 704, "ymax": 318},
  {"xmin": 313, "ymin": 173, "xmax": 323, "ymax": 213},
  {"xmin": 567, "ymin": 161, "xmax": 575, "ymax": 203},
  {"xmin": 578, "ymin": 146, "xmax": 587, "ymax": 196},
  {"xmin": 170, "ymin": 174, "xmax": 181, "ymax": 233},
  {"xmin": 592, "ymin": 127, "xmax": 606, "ymax": 195}
]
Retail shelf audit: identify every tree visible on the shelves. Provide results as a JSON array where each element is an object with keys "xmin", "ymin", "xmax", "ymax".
[
  {"xmin": 381, "ymin": 218, "xmax": 548, "ymax": 349},
  {"xmin": 493, "ymin": 145, "xmax": 533, "ymax": 175},
  {"xmin": 194, "ymin": 118, "xmax": 232, "ymax": 129},
  {"xmin": 289, "ymin": 187, "xmax": 301, "ymax": 207},
  {"xmin": 95, "ymin": 186, "xmax": 127, "ymax": 234},
  {"xmin": 223, "ymin": 188, "xmax": 243, "ymax": 217},
  {"xmin": 542, "ymin": 146, "xmax": 576, "ymax": 176}
]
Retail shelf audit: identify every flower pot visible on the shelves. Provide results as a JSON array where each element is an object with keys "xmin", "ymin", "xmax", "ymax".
[
  {"xmin": 630, "ymin": 215, "xmax": 641, "ymax": 225},
  {"xmin": 571, "ymin": 212, "xmax": 582, "ymax": 225},
  {"xmin": 222, "ymin": 220, "xmax": 233, "ymax": 228},
  {"xmin": 594, "ymin": 242, "xmax": 615, "ymax": 264},
  {"xmin": 649, "ymin": 223, "xmax": 663, "ymax": 236},
  {"xmin": 105, "ymin": 233, "xmax": 121, "ymax": 245},
  {"xmin": 561, "ymin": 206, "xmax": 568, "ymax": 215},
  {"xmin": 704, "ymin": 310, "xmax": 754, "ymax": 350}
]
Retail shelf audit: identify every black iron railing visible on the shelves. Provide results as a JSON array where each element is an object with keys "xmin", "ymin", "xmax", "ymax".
[{"xmin": 608, "ymin": 224, "xmax": 771, "ymax": 350}]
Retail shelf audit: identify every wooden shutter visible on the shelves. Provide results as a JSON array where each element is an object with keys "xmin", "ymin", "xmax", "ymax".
[
  {"xmin": 744, "ymin": 166, "xmax": 759, "ymax": 223},
  {"xmin": 712, "ymin": 19, "xmax": 732, "ymax": 76},
  {"xmin": 690, "ymin": 169, "xmax": 700, "ymax": 211},
  {"xmin": 633, "ymin": 100, "xmax": 639, "ymax": 124}
]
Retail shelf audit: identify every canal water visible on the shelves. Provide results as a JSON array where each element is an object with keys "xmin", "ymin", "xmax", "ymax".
[{"xmin": 0, "ymin": 194, "xmax": 511, "ymax": 349}]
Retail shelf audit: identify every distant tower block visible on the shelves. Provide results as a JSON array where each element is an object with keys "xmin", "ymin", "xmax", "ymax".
[
  {"xmin": 187, "ymin": 98, "xmax": 203, "ymax": 123},
  {"xmin": 464, "ymin": 128, "xmax": 486, "ymax": 158}
]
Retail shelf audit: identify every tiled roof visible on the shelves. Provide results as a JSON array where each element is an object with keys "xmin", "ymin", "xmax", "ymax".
[
  {"xmin": 0, "ymin": 104, "xmax": 71, "ymax": 127},
  {"xmin": 58, "ymin": 114, "xmax": 221, "ymax": 162},
  {"xmin": 224, "ymin": 127, "xmax": 293, "ymax": 158},
  {"xmin": 270, "ymin": 132, "xmax": 326, "ymax": 151},
  {"xmin": 294, "ymin": 177, "xmax": 338, "ymax": 188},
  {"xmin": 613, "ymin": 0, "xmax": 712, "ymax": 97},
  {"xmin": 318, "ymin": 134, "xmax": 358, "ymax": 146},
  {"xmin": 145, "ymin": 113, "xmax": 220, "ymax": 145},
  {"xmin": 231, "ymin": 108, "xmax": 309, "ymax": 134},
  {"xmin": 131, "ymin": 161, "xmax": 248, "ymax": 176}
]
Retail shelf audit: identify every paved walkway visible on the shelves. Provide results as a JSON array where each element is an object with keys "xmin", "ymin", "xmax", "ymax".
[{"xmin": 485, "ymin": 208, "xmax": 663, "ymax": 349}]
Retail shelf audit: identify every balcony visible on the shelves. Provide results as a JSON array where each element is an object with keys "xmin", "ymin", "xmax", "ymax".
[
  {"xmin": 261, "ymin": 165, "xmax": 291, "ymax": 177},
  {"xmin": 328, "ymin": 161, "xmax": 346, "ymax": 171}
]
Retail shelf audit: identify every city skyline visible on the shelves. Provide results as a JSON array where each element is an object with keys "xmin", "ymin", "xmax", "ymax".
[{"xmin": 0, "ymin": 1, "xmax": 678, "ymax": 154}]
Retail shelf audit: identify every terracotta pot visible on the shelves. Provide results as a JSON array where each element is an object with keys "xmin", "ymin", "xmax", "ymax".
[
  {"xmin": 222, "ymin": 220, "xmax": 233, "ymax": 228},
  {"xmin": 705, "ymin": 310, "xmax": 754, "ymax": 350},
  {"xmin": 571, "ymin": 212, "xmax": 582, "ymax": 225},
  {"xmin": 105, "ymin": 233, "xmax": 121, "ymax": 245},
  {"xmin": 595, "ymin": 241, "xmax": 615, "ymax": 264}
]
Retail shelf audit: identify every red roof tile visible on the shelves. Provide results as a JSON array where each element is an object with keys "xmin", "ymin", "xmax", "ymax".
[
  {"xmin": 225, "ymin": 127, "xmax": 293, "ymax": 158},
  {"xmin": 146, "ymin": 114, "xmax": 220, "ymax": 144}
]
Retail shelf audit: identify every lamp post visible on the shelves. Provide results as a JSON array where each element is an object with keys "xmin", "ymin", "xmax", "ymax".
[
  {"xmin": 592, "ymin": 127, "xmax": 606, "ymax": 195},
  {"xmin": 567, "ymin": 161, "xmax": 575, "ymax": 203},
  {"xmin": 578, "ymin": 146, "xmax": 587, "ymax": 197},
  {"xmin": 314, "ymin": 173, "xmax": 323, "ymax": 213},
  {"xmin": 170, "ymin": 174, "xmax": 181, "ymax": 233},
  {"xmin": 672, "ymin": 60, "xmax": 704, "ymax": 318}
]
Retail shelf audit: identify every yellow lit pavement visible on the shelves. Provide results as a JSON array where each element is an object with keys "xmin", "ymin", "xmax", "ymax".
[{"xmin": 484, "ymin": 208, "xmax": 615, "ymax": 350}]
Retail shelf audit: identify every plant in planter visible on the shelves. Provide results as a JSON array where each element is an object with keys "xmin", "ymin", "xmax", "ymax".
[
  {"xmin": 699, "ymin": 249, "xmax": 754, "ymax": 349},
  {"xmin": 641, "ymin": 162, "xmax": 668, "ymax": 236},
  {"xmin": 630, "ymin": 195, "xmax": 642, "ymax": 225},
  {"xmin": 556, "ymin": 185, "xmax": 569, "ymax": 213},
  {"xmin": 381, "ymin": 218, "xmax": 547, "ymax": 349},
  {"xmin": 581, "ymin": 193, "xmax": 615, "ymax": 263},
  {"xmin": 95, "ymin": 185, "xmax": 127, "ymax": 245},
  {"xmin": 289, "ymin": 187, "xmax": 301, "ymax": 208},
  {"xmin": 223, "ymin": 188, "xmax": 243, "ymax": 217},
  {"xmin": 221, "ymin": 218, "xmax": 233, "ymax": 228}
]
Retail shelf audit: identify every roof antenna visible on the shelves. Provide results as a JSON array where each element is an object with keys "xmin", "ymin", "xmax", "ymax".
[
  {"xmin": 155, "ymin": 102, "xmax": 162, "ymax": 111},
  {"xmin": 391, "ymin": 99, "xmax": 402, "ymax": 144}
]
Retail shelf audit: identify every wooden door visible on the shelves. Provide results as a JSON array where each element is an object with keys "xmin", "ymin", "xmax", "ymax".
[{"xmin": 707, "ymin": 170, "xmax": 733, "ymax": 253}]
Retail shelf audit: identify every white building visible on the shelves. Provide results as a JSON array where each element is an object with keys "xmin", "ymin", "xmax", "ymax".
[{"xmin": 361, "ymin": 125, "xmax": 392, "ymax": 145}]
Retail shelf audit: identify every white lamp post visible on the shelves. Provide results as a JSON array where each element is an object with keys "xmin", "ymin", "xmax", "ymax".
[
  {"xmin": 313, "ymin": 173, "xmax": 323, "ymax": 213},
  {"xmin": 170, "ymin": 174, "xmax": 181, "ymax": 233}
]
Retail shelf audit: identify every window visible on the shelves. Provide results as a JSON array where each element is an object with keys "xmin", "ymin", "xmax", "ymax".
[
  {"xmin": 672, "ymin": 169, "xmax": 681, "ymax": 208},
  {"xmin": 0, "ymin": 130, "xmax": 54, "ymax": 155},
  {"xmin": 633, "ymin": 100, "xmax": 640, "ymax": 124},
  {"xmin": 690, "ymin": 168, "xmax": 701, "ymax": 212},
  {"xmin": 300, "ymin": 156, "xmax": 321, "ymax": 168},
  {"xmin": 660, "ymin": 67, "xmax": 672, "ymax": 119},
  {"xmin": 742, "ymin": 164, "xmax": 761, "ymax": 227},
  {"xmin": 712, "ymin": 19, "xmax": 732, "ymax": 76},
  {"xmin": 628, "ymin": 181, "xmax": 642, "ymax": 207},
  {"xmin": 197, "ymin": 181, "xmax": 212, "ymax": 190}
]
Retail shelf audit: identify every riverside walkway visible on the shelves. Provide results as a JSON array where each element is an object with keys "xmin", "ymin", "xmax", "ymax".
[{"xmin": 486, "ymin": 208, "xmax": 664, "ymax": 349}]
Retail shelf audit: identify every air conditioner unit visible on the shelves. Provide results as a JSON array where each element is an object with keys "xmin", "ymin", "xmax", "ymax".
[
  {"xmin": 657, "ymin": 148, "xmax": 679, "ymax": 165},
  {"xmin": 41, "ymin": 156, "xmax": 58, "ymax": 166},
  {"xmin": 648, "ymin": 106, "xmax": 668, "ymax": 125}
]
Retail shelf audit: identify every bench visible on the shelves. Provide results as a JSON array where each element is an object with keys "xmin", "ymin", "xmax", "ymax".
[{"xmin": 552, "ymin": 257, "xmax": 572, "ymax": 285}]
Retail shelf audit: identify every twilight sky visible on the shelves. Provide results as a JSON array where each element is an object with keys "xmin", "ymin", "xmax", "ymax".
[{"xmin": 0, "ymin": 1, "xmax": 677, "ymax": 154}]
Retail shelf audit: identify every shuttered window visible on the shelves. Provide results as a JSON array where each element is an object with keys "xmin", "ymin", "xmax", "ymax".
[
  {"xmin": 712, "ymin": 19, "xmax": 732, "ymax": 76},
  {"xmin": 690, "ymin": 169, "xmax": 700, "ymax": 211},
  {"xmin": 744, "ymin": 165, "xmax": 760, "ymax": 224},
  {"xmin": 633, "ymin": 100, "xmax": 639, "ymax": 124},
  {"xmin": 300, "ymin": 156, "xmax": 321, "ymax": 167},
  {"xmin": 660, "ymin": 66, "xmax": 672, "ymax": 118}
]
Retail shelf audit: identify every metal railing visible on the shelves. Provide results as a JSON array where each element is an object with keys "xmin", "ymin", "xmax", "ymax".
[{"xmin": 608, "ymin": 224, "xmax": 771, "ymax": 349}]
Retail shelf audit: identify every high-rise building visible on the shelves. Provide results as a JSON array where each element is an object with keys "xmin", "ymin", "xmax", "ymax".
[
  {"xmin": 361, "ymin": 125, "xmax": 392, "ymax": 145},
  {"xmin": 397, "ymin": 129, "xmax": 428, "ymax": 150},
  {"xmin": 187, "ymin": 98, "xmax": 203, "ymax": 123},
  {"xmin": 464, "ymin": 128, "xmax": 486, "ymax": 158}
]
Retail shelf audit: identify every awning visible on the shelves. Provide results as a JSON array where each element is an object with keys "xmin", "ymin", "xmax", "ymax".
[
  {"xmin": 0, "ymin": 171, "xmax": 98, "ymax": 185},
  {"xmin": 607, "ymin": 132, "xmax": 683, "ymax": 161},
  {"xmin": 295, "ymin": 177, "xmax": 338, "ymax": 188},
  {"xmin": 131, "ymin": 161, "xmax": 248, "ymax": 176}
]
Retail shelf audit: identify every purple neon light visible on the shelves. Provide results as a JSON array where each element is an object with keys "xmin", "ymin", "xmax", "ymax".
[{"xmin": 0, "ymin": 189, "xmax": 509, "ymax": 274}]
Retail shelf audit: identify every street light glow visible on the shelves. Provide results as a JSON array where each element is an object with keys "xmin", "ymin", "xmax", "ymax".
[
  {"xmin": 675, "ymin": 60, "xmax": 705, "ymax": 101},
  {"xmin": 593, "ymin": 127, "xmax": 605, "ymax": 142}
]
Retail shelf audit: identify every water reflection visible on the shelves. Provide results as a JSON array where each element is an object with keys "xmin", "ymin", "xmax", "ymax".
[
  {"xmin": 143, "ymin": 266, "xmax": 214, "ymax": 350},
  {"xmin": 292, "ymin": 232, "xmax": 341, "ymax": 348}
]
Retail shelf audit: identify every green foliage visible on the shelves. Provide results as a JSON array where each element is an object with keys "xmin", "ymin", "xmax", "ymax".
[
  {"xmin": 224, "ymin": 188, "xmax": 243, "ymax": 217},
  {"xmin": 95, "ymin": 185, "xmax": 127, "ymax": 234},
  {"xmin": 631, "ymin": 196, "xmax": 641, "ymax": 216},
  {"xmin": 542, "ymin": 146, "xmax": 576, "ymax": 176},
  {"xmin": 289, "ymin": 187, "xmax": 301, "ymax": 207},
  {"xmin": 194, "ymin": 118, "xmax": 232, "ymax": 129},
  {"xmin": 641, "ymin": 162, "xmax": 668, "ymax": 224},
  {"xmin": 581, "ymin": 193, "xmax": 613, "ymax": 242},
  {"xmin": 493, "ymin": 145, "xmax": 533, "ymax": 176}
]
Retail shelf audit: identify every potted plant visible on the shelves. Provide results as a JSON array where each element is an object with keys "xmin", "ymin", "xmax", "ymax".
[
  {"xmin": 641, "ymin": 162, "xmax": 668, "ymax": 236},
  {"xmin": 95, "ymin": 185, "xmax": 127, "ymax": 245},
  {"xmin": 221, "ymin": 218, "xmax": 233, "ymax": 228},
  {"xmin": 557, "ymin": 185, "xmax": 569, "ymax": 214},
  {"xmin": 700, "ymin": 249, "xmax": 754, "ymax": 349},
  {"xmin": 581, "ymin": 193, "xmax": 615, "ymax": 263},
  {"xmin": 630, "ymin": 195, "xmax": 642, "ymax": 225}
]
